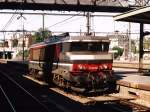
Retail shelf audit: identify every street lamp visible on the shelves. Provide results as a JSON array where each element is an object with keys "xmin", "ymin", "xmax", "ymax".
[{"xmin": 17, "ymin": 13, "xmax": 26, "ymax": 61}]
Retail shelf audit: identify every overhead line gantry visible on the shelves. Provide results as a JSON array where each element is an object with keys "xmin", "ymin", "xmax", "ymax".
[{"xmin": 0, "ymin": 0, "xmax": 134, "ymax": 12}]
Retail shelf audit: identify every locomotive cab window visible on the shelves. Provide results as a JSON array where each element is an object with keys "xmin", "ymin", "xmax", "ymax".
[
  {"xmin": 70, "ymin": 42, "xmax": 109, "ymax": 52},
  {"xmin": 102, "ymin": 42, "xmax": 109, "ymax": 52},
  {"xmin": 62, "ymin": 43, "xmax": 70, "ymax": 53}
]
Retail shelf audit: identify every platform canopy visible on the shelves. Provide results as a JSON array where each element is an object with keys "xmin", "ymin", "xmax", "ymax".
[
  {"xmin": 114, "ymin": 6, "xmax": 150, "ymax": 24},
  {"xmin": 114, "ymin": 6, "xmax": 150, "ymax": 73},
  {"xmin": 0, "ymin": 0, "xmax": 132, "ymax": 12}
]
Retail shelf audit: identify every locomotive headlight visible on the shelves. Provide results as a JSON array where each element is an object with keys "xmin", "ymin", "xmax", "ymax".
[{"xmin": 103, "ymin": 64, "xmax": 108, "ymax": 69}]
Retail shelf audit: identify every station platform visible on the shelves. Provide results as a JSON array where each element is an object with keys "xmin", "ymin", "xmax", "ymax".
[
  {"xmin": 0, "ymin": 59, "xmax": 7, "ymax": 63},
  {"xmin": 0, "ymin": 59, "xmax": 28, "ymax": 66},
  {"xmin": 116, "ymin": 75, "xmax": 150, "ymax": 108},
  {"xmin": 117, "ymin": 75, "xmax": 150, "ymax": 91}
]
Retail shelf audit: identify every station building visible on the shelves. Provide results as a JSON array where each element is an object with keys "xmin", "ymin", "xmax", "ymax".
[{"xmin": 0, "ymin": 33, "xmax": 31, "ymax": 60}]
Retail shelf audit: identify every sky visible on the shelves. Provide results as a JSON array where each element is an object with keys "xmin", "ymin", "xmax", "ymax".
[{"xmin": 0, "ymin": 10, "xmax": 146, "ymax": 40}]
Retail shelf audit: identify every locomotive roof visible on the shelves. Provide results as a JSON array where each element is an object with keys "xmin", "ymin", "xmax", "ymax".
[
  {"xmin": 47, "ymin": 35, "xmax": 109, "ymax": 42},
  {"xmin": 30, "ymin": 35, "xmax": 110, "ymax": 49}
]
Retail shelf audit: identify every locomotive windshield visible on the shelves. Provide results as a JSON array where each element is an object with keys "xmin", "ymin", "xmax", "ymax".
[{"xmin": 70, "ymin": 42, "xmax": 109, "ymax": 52}]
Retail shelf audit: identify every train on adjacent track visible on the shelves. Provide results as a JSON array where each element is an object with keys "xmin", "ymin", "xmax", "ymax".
[{"xmin": 28, "ymin": 33, "xmax": 116, "ymax": 94}]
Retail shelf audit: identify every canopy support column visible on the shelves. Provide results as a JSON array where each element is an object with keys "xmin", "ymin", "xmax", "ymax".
[{"xmin": 139, "ymin": 23, "xmax": 144, "ymax": 73}]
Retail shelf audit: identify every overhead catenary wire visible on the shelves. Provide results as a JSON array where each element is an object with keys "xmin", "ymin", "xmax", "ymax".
[
  {"xmin": 2, "ymin": 11, "xmax": 18, "ymax": 31},
  {"xmin": 51, "ymin": 16, "xmax": 84, "ymax": 28},
  {"xmin": 2, "ymin": 15, "xmax": 16, "ymax": 30},
  {"xmin": 0, "ymin": 11, "xmax": 115, "ymax": 33},
  {"xmin": 47, "ymin": 12, "xmax": 82, "ymax": 28}
]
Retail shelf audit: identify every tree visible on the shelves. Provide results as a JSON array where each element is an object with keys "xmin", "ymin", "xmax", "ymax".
[
  {"xmin": 12, "ymin": 39, "xmax": 18, "ymax": 47},
  {"xmin": 112, "ymin": 46, "xmax": 124, "ymax": 59},
  {"xmin": 144, "ymin": 38, "xmax": 150, "ymax": 50},
  {"xmin": 17, "ymin": 49, "xmax": 29, "ymax": 59},
  {"xmin": 4, "ymin": 41, "xmax": 9, "ymax": 47},
  {"xmin": 34, "ymin": 28, "xmax": 52, "ymax": 43},
  {"xmin": 131, "ymin": 40, "xmax": 137, "ymax": 54}
]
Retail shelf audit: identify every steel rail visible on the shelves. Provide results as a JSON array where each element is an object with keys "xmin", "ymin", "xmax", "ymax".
[
  {"xmin": 109, "ymin": 104, "xmax": 128, "ymax": 112},
  {"xmin": 0, "ymin": 70, "xmax": 51, "ymax": 112},
  {"xmin": 0, "ymin": 64, "xmax": 72, "ymax": 112},
  {"xmin": 0, "ymin": 85, "xmax": 16, "ymax": 112}
]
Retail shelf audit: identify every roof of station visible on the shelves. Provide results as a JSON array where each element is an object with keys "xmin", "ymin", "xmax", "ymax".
[
  {"xmin": 0, "ymin": 0, "xmax": 133, "ymax": 12},
  {"xmin": 114, "ymin": 6, "xmax": 150, "ymax": 24}
]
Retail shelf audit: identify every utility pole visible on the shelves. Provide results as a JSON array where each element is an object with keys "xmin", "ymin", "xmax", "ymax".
[
  {"xmin": 22, "ymin": 20, "xmax": 25, "ymax": 61},
  {"xmin": 17, "ymin": 13, "xmax": 26, "ymax": 61},
  {"xmin": 42, "ymin": 14, "xmax": 45, "ymax": 39},
  {"xmin": 139, "ymin": 23, "xmax": 144, "ymax": 73},
  {"xmin": 3, "ymin": 32, "xmax": 6, "ymax": 59},
  {"xmin": 128, "ymin": 22, "xmax": 131, "ymax": 60},
  {"xmin": 86, "ymin": 12, "xmax": 91, "ymax": 35}
]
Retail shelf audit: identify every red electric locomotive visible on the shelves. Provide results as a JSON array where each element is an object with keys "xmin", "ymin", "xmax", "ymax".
[{"xmin": 29, "ymin": 33, "xmax": 115, "ymax": 94}]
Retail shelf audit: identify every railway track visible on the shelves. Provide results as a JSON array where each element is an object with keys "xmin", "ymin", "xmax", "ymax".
[
  {"xmin": 0, "ymin": 62, "xmax": 150, "ymax": 112},
  {"xmin": 119, "ymin": 101, "xmax": 150, "ymax": 112},
  {"xmin": 0, "ymin": 85, "xmax": 16, "ymax": 112},
  {"xmin": 0, "ymin": 67, "xmax": 51, "ymax": 112},
  {"xmin": 107, "ymin": 100, "xmax": 150, "ymax": 112}
]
